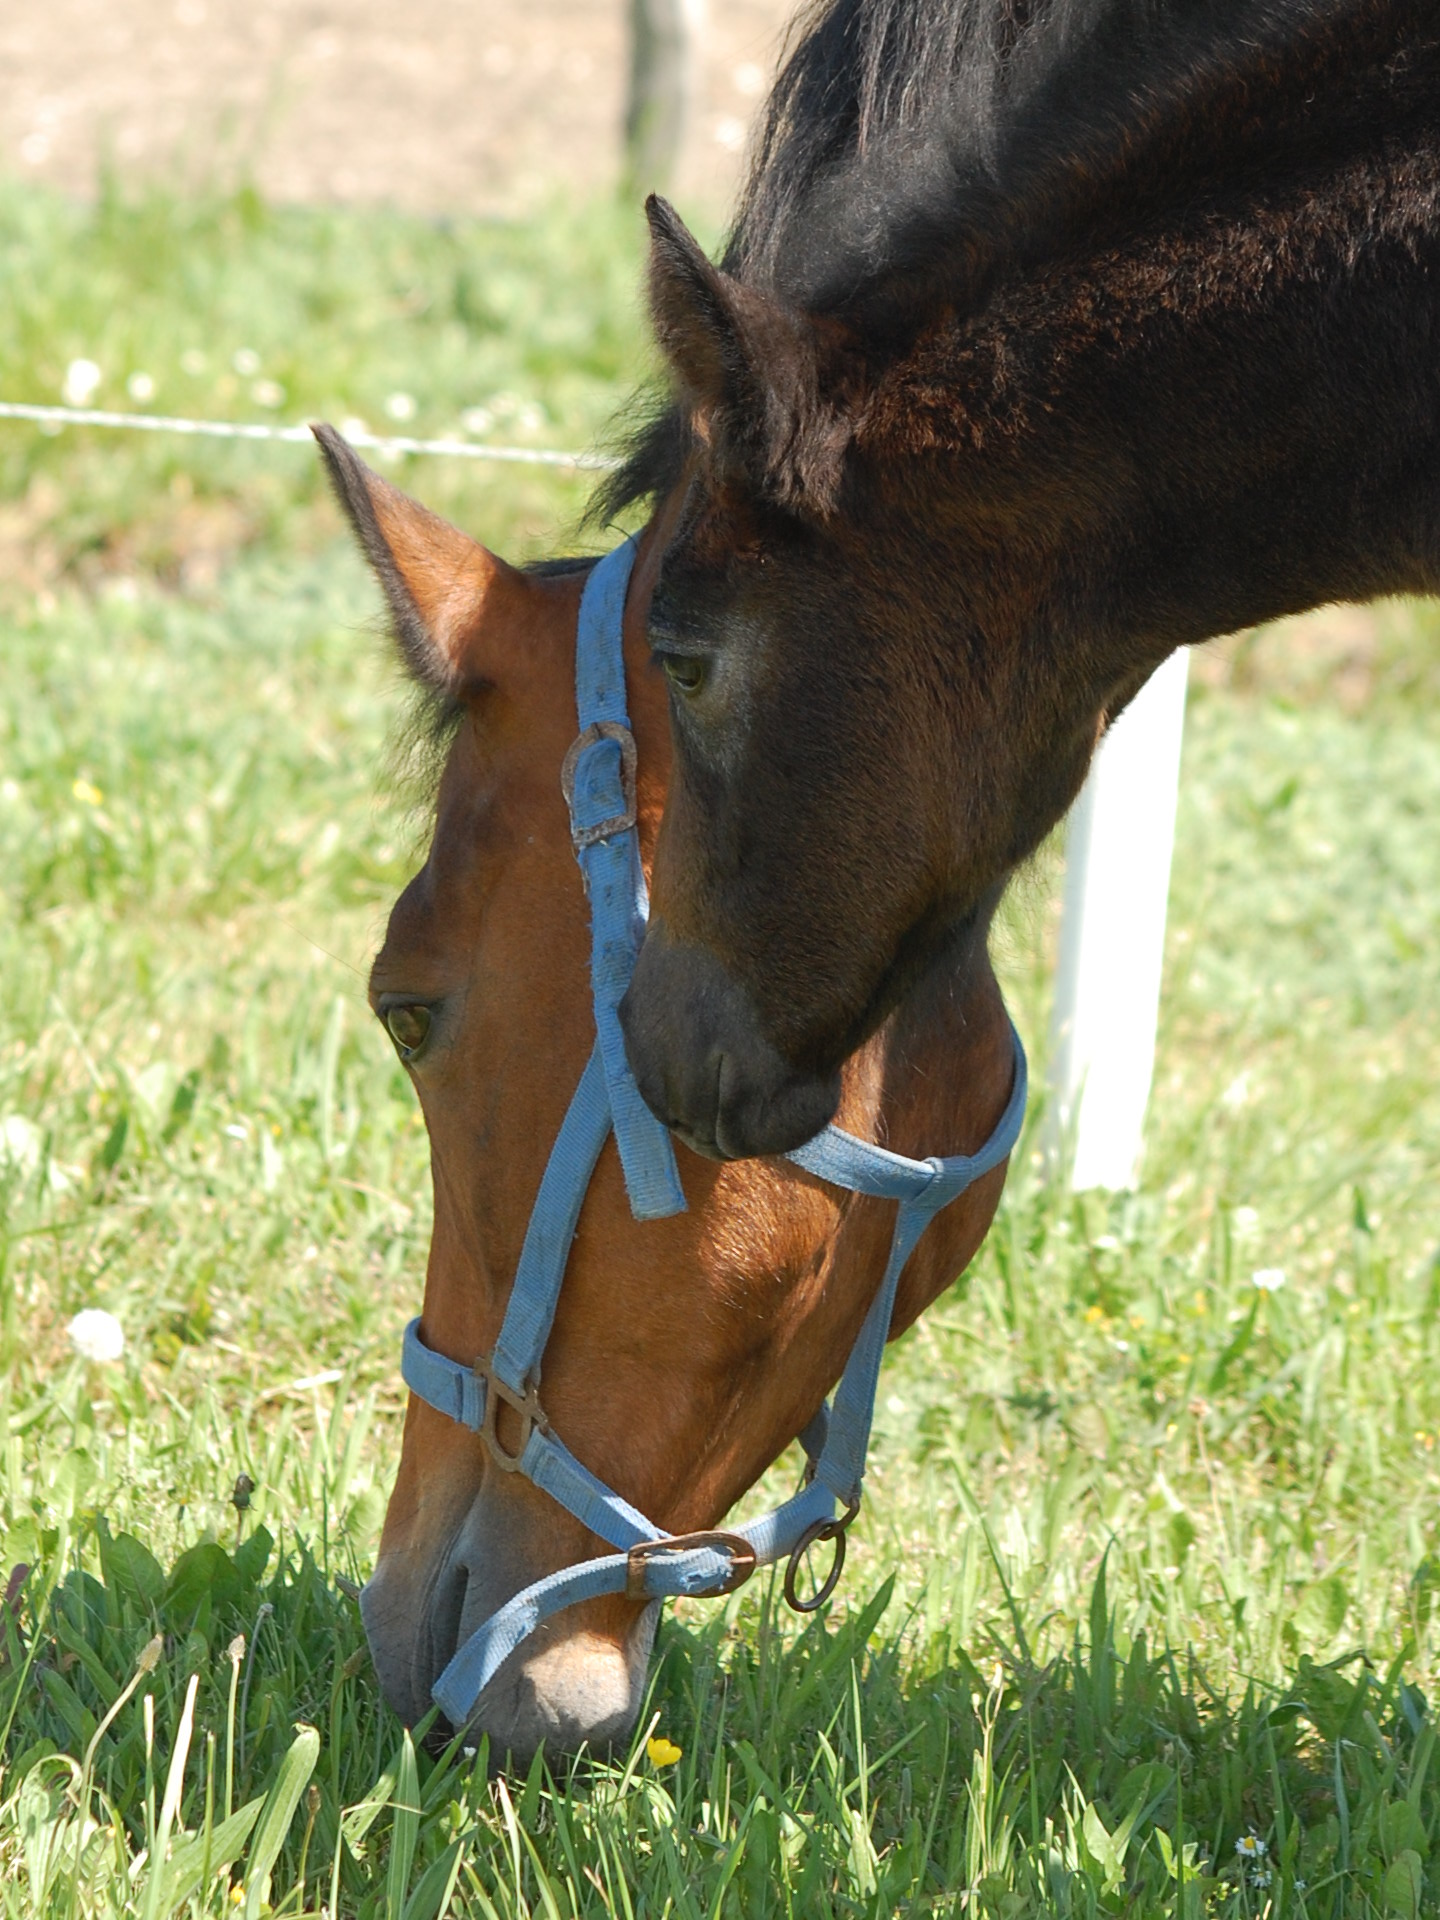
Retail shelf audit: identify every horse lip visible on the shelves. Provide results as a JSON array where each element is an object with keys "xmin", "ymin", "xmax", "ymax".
[{"xmin": 668, "ymin": 1116, "xmax": 726, "ymax": 1160}]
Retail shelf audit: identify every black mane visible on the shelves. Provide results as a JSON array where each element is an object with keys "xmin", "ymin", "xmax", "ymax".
[{"xmin": 598, "ymin": 0, "xmax": 1431, "ymax": 518}]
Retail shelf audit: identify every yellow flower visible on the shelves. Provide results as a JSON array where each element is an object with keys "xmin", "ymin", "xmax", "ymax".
[
  {"xmin": 647, "ymin": 1735, "xmax": 682, "ymax": 1767},
  {"xmin": 72, "ymin": 779, "xmax": 103, "ymax": 806}
]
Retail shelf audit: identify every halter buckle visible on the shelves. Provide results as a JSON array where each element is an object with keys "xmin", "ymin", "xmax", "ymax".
[
  {"xmin": 625, "ymin": 1530, "xmax": 757, "ymax": 1600},
  {"xmin": 560, "ymin": 721, "xmax": 638, "ymax": 851},
  {"xmin": 783, "ymin": 1495, "xmax": 861, "ymax": 1614},
  {"xmin": 478, "ymin": 1356, "xmax": 549, "ymax": 1472}
]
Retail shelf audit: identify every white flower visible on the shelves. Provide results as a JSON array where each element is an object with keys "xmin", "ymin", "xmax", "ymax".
[
  {"xmin": 250, "ymin": 378, "xmax": 285, "ymax": 409},
  {"xmin": 62, "ymin": 359, "xmax": 102, "ymax": 407},
  {"xmin": 1235, "ymin": 1835, "xmax": 1268, "ymax": 1858},
  {"xmin": 68, "ymin": 1308, "xmax": 125, "ymax": 1364},
  {"xmin": 1232, "ymin": 1205, "xmax": 1260, "ymax": 1234},
  {"xmin": 232, "ymin": 347, "xmax": 261, "ymax": 377},
  {"xmin": 180, "ymin": 348, "xmax": 207, "ymax": 377},
  {"xmin": 126, "ymin": 372, "xmax": 156, "ymax": 403},
  {"xmin": 461, "ymin": 406, "xmax": 493, "ymax": 436},
  {"xmin": 1252, "ymin": 1268, "xmax": 1286, "ymax": 1292},
  {"xmin": 339, "ymin": 416, "xmax": 369, "ymax": 441},
  {"xmin": 384, "ymin": 391, "xmax": 417, "ymax": 422}
]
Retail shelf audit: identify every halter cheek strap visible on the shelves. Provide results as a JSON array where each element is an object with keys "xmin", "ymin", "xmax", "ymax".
[{"xmin": 395, "ymin": 540, "xmax": 1030, "ymax": 1729}]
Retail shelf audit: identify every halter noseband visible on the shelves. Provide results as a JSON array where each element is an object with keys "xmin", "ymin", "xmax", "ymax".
[{"xmin": 395, "ymin": 539, "xmax": 1029, "ymax": 1729}]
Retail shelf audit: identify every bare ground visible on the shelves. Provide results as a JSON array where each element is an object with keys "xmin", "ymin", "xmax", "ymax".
[{"xmin": 1, "ymin": 0, "xmax": 795, "ymax": 220}]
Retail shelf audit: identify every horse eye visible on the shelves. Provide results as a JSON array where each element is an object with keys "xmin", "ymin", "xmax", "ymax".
[
  {"xmin": 662, "ymin": 654, "xmax": 707, "ymax": 696},
  {"xmin": 384, "ymin": 1004, "xmax": 432, "ymax": 1059}
]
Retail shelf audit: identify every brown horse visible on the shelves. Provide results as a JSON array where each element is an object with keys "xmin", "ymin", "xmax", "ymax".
[
  {"xmin": 316, "ymin": 429, "xmax": 1019, "ymax": 1759},
  {"xmin": 609, "ymin": 0, "xmax": 1440, "ymax": 1160}
]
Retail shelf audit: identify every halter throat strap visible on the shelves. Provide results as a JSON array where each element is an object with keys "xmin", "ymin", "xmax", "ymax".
[{"xmin": 396, "ymin": 540, "xmax": 1030, "ymax": 1728}]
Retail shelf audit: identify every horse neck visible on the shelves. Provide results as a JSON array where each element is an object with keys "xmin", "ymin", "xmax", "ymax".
[
  {"xmin": 868, "ymin": 56, "xmax": 1440, "ymax": 664},
  {"xmin": 856, "ymin": 901, "xmax": 1009, "ymax": 1164}
]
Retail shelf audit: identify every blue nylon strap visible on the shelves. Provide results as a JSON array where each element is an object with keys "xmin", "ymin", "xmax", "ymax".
[
  {"xmin": 573, "ymin": 539, "xmax": 634, "ymax": 730},
  {"xmin": 571, "ymin": 543, "xmax": 686, "ymax": 1223},
  {"xmin": 792, "ymin": 1024, "xmax": 1029, "ymax": 1507},
  {"xmin": 432, "ymin": 1534, "xmax": 744, "ymax": 1725},
  {"xmin": 492, "ymin": 1043, "xmax": 612, "ymax": 1393},
  {"xmin": 521, "ymin": 1426, "xmax": 662, "ymax": 1551},
  {"xmin": 432, "ymin": 1477, "xmax": 846, "ymax": 1723},
  {"xmin": 401, "ymin": 1316, "xmax": 485, "ymax": 1432}
]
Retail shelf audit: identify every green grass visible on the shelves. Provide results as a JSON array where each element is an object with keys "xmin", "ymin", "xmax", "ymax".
[{"xmin": 1, "ymin": 174, "xmax": 1439, "ymax": 1916}]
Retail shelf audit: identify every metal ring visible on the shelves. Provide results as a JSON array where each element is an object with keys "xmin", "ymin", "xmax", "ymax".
[
  {"xmin": 783, "ymin": 1506, "xmax": 858, "ymax": 1614},
  {"xmin": 560, "ymin": 721, "xmax": 638, "ymax": 850}
]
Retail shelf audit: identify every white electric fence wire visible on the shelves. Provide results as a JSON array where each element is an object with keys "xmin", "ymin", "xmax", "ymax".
[{"xmin": 0, "ymin": 400, "xmax": 619, "ymax": 469}]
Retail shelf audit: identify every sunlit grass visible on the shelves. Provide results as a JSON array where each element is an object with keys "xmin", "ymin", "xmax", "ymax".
[{"xmin": 1, "ymin": 174, "xmax": 1439, "ymax": 1914}]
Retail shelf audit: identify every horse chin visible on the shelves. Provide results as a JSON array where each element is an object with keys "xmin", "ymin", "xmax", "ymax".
[
  {"xmin": 458, "ymin": 1611, "xmax": 660, "ymax": 1767},
  {"xmin": 364, "ymin": 1476, "xmax": 659, "ymax": 1766},
  {"xmin": 622, "ymin": 922, "xmax": 842, "ymax": 1158}
]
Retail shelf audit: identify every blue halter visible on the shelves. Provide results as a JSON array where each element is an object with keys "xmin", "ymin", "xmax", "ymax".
[{"xmin": 398, "ymin": 539, "xmax": 1029, "ymax": 1729}]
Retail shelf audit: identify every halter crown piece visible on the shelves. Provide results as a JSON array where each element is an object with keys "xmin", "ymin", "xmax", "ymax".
[{"xmin": 398, "ymin": 540, "xmax": 1029, "ymax": 1728}]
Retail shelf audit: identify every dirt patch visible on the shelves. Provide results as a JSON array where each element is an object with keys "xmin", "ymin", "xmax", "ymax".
[{"xmin": 1, "ymin": 0, "xmax": 794, "ymax": 220}]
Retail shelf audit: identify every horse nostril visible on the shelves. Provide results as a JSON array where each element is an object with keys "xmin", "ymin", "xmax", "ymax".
[{"xmin": 623, "ymin": 930, "xmax": 841, "ymax": 1157}]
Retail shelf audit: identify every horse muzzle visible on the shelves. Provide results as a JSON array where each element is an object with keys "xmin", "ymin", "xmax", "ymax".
[
  {"xmin": 620, "ymin": 922, "xmax": 841, "ymax": 1159},
  {"xmin": 361, "ymin": 1470, "xmax": 659, "ymax": 1764}
]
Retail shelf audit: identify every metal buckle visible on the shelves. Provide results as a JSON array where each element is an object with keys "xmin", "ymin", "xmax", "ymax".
[
  {"xmin": 625, "ymin": 1530, "xmax": 757, "ymax": 1600},
  {"xmin": 560, "ymin": 721, "xmax": 638, "ymax": 852},
  {"xmin": 478, "ymin": 1355, "xmax": 549, "ymax": 1472},
  {"xmin": 783, "ymin": 1496, "xmax": 861, "ymax": 1614}
]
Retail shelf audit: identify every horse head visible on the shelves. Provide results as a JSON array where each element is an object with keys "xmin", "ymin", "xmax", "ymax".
[
  {"xmin": 316, "ymin": 427, "xmax": 1018, "ymax": 1761},
  {"xmin": 619, "ymin": 197, "xmax": 1114, "ymax": 1161},
  {"xmin": 622, "ymin": 10, "xmax": 1440, "ymax": 1153}
]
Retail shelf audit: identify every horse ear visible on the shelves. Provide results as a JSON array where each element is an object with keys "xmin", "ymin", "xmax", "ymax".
[
  {"xmin": 645, "ymin": 195, "xmax": 755, "ymax": 410},
  {"xmin": 644, "ymin": 196, "xmax": 858, "ymax": 512},
  {"xmin": 313, "ymin": 423, "xmax": 530, "ymax": 694}
]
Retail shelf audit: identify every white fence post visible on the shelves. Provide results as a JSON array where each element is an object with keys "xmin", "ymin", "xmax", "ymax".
[{"xmin": 1047, "ymin": 647, "xmax": 1191, "ymax": 1191}]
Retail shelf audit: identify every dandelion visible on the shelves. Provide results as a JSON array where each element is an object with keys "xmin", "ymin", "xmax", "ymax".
[
  {"xmin": 62, "ymin": 358, "xmax": 102, "ymax": 406},
  {"xmin": 250, "ymin": 378, "xmax": 285, "ymax": 409},
  {"xmin": 384, "ymin": 391, "xmax": 417, "ymax": 422},
  {"xmin": 647, "ymin": 1735, "xmax": 682, "ymax": 1766},
  {"xmin": 126, "ymin": 372, "xmax": 156, "ymax": 403},
  {"xmin": 68, "ymin": 1308, "xmax": 125, "ymax": 1364},
  {"xmin": 72, "ymin": 778, "xmax": 103, "ymax": 806},
  {"xmin": 232, "ymin": 348, "xmax": 261, "ymax": 377},
  {"xmin": 1252, "ymin": 1267, "xmax": 1286, "ymax": 1292}
]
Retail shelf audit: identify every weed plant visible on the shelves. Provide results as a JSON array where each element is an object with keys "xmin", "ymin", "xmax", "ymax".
[{"xmin": 0, "ymin": 176, "xmax": 1438, "ymax": 1916}]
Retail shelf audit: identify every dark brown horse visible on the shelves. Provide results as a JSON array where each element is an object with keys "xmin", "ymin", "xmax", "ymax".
[
  {"xmin": 318, "ymin": 430, "xmax": 1016, "ymax": 1758},
  {"xmin": 612, "ymin": 0, "xmax": 1440, "ymax": 1159}
]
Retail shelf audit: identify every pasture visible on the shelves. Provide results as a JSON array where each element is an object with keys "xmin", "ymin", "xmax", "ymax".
[{"xmin": 1, "ymin": 176, "xmax": 1439, "ymax": 1917}]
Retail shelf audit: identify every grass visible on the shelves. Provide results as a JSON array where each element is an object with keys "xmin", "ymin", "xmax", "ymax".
[{"xmin": 0, "ymin": 172, "xmax": 1439, "ymax": 1916}]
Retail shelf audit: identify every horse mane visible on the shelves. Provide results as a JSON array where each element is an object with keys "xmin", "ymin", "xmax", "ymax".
[{"xmin": 596, "ymin": 0, "xmax": 1424, "ymax": 520}]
